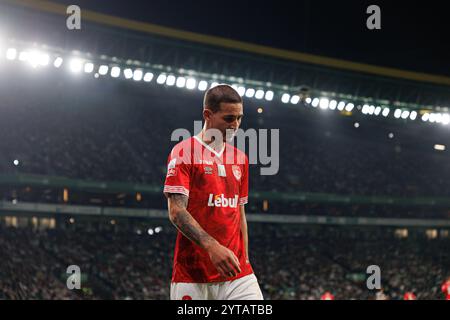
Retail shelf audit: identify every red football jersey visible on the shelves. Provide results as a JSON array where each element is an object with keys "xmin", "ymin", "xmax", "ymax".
[
  {"xmin": 321, "ymin": 292, "xmax": 335, "ymax": 300},
  {"xmin": 442, "ymin": 281, "xmax": 450, "ymax": 300},
  {"xmin": 164, "ymin": 136, "xmax": 253, "ymax": 283},
  {"xmin": 403, "ymin": 292, "xmax": 416, "ymax": 300}
]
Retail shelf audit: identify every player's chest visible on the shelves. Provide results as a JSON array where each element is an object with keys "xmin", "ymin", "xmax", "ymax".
[{"xmin": 192, "ymin": 162, "xmax": 242, "ymax": 187}]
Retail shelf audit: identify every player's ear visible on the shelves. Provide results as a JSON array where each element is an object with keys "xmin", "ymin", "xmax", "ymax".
[{"xmin": 203, "ymin": 108, "xmax": 212, "ymax": 121}]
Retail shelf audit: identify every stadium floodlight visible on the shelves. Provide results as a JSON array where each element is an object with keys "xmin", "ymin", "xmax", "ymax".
[
  {"xmin": 290, "ymin": 95, "xmax": 300, "ymax": 104},
  {"xmin": 362, "ymin": 104, "xmax": 369, "ymax": 114},
  {"xmin": 18, "ymin": 51, "xmax": 29, "ymax": 62},
  {"xmin": 148, "ymin": 228, "xmax": 154, "ymax": 235},
  {"xmin": 69, "ymin": 58, "xmax": 83, "ymax": 73},
  {"xmin": 337, "ymin": 101, "xmax": 346, "ymax": 111},
  {"xmin": 382, "ymin": 108, "xmax": 390, "ymax": 117},
  {"xmin": 374, "ymin": 106, "xmax": 382, "ymax": 116},
  {"xmin": 237, "ymin": 86, "xmax": 246, "ymax": 97},
  {"xmin": 345, "ymin": 103, "xmax": 354, "ymax": 112},
  {"xmin": 186, "ymin": 78, "xmax": 196, "ymax": 90},
  {"xmin": 6, "ymin": 48, "xmax": 17, "ymax": 60},
  {"xmin": 281, "ymin": 93, "xmax": 290, "ymax": 104},
  {"xmin": 133, "ymin": 69, "xmax": 143, "ymax": 81},
  {"xmin": 98, "ymin": 65, "xmax": 109, "ymax": 76},
  {"xmin": 245, "ymin": 88, "xmax": 255, "ymax": 98},
  {"xmin": 311, "ymin": 98, "xmax": 320, "ymax": 108},
  {"xmin": 255, "ymin": 89, "xmax": 264, "ymax": 100},
  {"xmin": 319, "ymin": 98, "xmax": 329, "ymax": 109},
  {"xmin": 329, "ymin": 100, "xmax": 337, "ymax": 110},
  {"xmin": 154, "ymin": 226, "xmax": 162, "ymax": 233},
  {"xmin": 176, "ymin": 76, "xmax": 186, "ymax": 88},
  {"xmin": 53, "ymin": 57, "xmax": 63, "ymax": 68},
  {"xmin": 442, "ymin": 114, "xmax": 450, "ymax": 125},
  {"xmin": 210, "ymin": 82, "xmax": 219, "ymax": 88},
  {"xmin": 401, "ymin": 110, "xmax": 410, "ymax": 119},
  {"xmin": 166, "ymin": 74, "xmax": 176, "ymax": 86},
  {"xmin": 264, "ymin": 90, "xmax": 274, "ymax": 101},
  {"xmin": 354, "ymin": 122, "xmax": 360, "ymax": 128},
  {"xmin": 13, "ymin": 159, "xmax": 19, "ymax": 166},
  {"xmin": 393, "ymin": 109, "xmax": 402, "ymax": 119},
  {"xmin": 434, "ymin": 144, "xmax": 446, "ymax": 151},
  {"xmin": 83, "ymin": 62, "xmax": 94, "ymax": 73},
  {"xmin": 429, "ymin": 113, "xmax": 437, "ymax": 123},
  {"xmin": 435, "ymin": 113, "xmax": 443, "ymax": 123},
  {"xmin": 409, "ymin": 111, "xmax": 417, "ymax": 120},
  {"xmin": 388, "ymin": 133, "xmax": 394, "ymax": 139},
  {"xmin": 198, "ymin": 80, "xmax": 208, "ymax": 91},
  {"xmin": 422, "ymin": 113, "xmax": 430, "ymax": 122},
  {"xmin": 111, "ymin": 66, "xmax": 121, "ymax": 78},
  {"xmin": 156, "ymin": 73, "xmax": 167, "ymax": 84},
  {"xmin": 143, "ymin": 72, "xmax": 154, "ymax": 82},
  {"xmin": 305, "ymin": 97, "xmax": 312, "ymax": 104},
  {"xmin": 30, "ymin": 51, "xmax": 49, "ymax": 67},
  {"xmin": 123, "ymin": 68, "xmax": 133, "ymax": 79},
  {"xmin": 368, "ymin": 105, "xmax": 375, "ymax": 115}
]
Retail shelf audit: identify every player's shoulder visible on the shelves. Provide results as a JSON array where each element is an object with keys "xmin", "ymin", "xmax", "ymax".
[{"xmin": 168, "ymin": 136, "xmax": 196, "ymax": 162}]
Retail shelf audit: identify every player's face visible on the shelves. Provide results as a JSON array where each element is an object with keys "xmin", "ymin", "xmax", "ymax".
[{"xmin": 208, "ymin": 102, "xmax": 243, "ymax": 142}]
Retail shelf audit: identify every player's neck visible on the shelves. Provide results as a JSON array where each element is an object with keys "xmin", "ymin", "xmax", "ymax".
[{"xmin": 197, "ymin": 129, "xmax": 225, "ymax": 151}]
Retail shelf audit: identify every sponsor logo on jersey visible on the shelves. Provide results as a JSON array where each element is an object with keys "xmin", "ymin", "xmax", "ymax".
[
  {"xmin": 167, "ymin": 158, "xmax": 177, "ymax": 177},
  {"xmin": 204, "ymin": 166, "xmax": 213, "ymax": 174},
  {"xmin": 207, "ymin": 194, "xmax": 239, "ymax": 208}
]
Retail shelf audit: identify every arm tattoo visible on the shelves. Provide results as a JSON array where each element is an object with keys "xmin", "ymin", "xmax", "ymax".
[{"xmin": 168, "ymin": 194, "xmax": 216, "ymax": 250}]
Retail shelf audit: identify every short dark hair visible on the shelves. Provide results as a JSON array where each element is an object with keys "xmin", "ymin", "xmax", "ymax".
[{"xmin": 203, "ymin": 84, "xmax": 242, "ymax": 113}]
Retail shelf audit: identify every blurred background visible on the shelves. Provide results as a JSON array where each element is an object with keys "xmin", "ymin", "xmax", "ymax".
[{"xmin": 0, "ymin": 0, "xmax": 449, "ymax": 300}]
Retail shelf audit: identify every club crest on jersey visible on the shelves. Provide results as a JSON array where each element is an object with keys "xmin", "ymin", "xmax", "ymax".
[
  {"xmin": 232, "ymin": 165, "xmax": 241, "ymax": 180},
  {"xmin": 207, "ymin": 194, "xmax": 239, "ymax": 208}
]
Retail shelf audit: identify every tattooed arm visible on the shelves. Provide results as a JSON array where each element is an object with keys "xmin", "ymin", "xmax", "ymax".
[{"xmin": 167, "ymin": 193, "xmax": 241, "ymax": 277}]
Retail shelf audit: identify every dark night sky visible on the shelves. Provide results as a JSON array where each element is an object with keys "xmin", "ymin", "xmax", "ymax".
[{"xmin": 53, "ymin": 0, "xmax": 449, "ymax": 76}]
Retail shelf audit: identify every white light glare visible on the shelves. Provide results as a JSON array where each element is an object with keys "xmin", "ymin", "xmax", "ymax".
[
  {"xmin": 337, "ymin": 101, "xmax": 346, "ymax": 111},
  {"xmin": 290, "ymin": 95, "xmax": 300, "ymax": 104},
  {"xmin": 186, "ymin": 78, "xmax": 196, "ymax": 90},
  {"xmin": 133, "ymin": 69, "xmax": 143, "ymax": 81},
  {"xmin": 281, "ymin": 93, "xmax": 290, "ymax": 104},
  {"xmin": 255, "ymin": 90, "xmax": 264, "ymax": 100},
  {"xmin": 28, "ymin": 51, "xmax": 49, "ymax": 68},
  {"xmin": 124, "ymin": 68, "xmax": 133, "ymax": 79},
  {"xmin": 245, "ymin": 88, "xmax": 255, "ymax": 98},
  {"xmin": 99, "ymin": 65, "xmax": 109, "ymax": 75},
  {"xmin": 319, "ymin": 98, "xmax": 329, "ymax": 109},
  {"xmin": 421, "ymin": 113, "xmax": 430, "ymax": 122},
  {"xmin": 156, "ymin": 74, "xmax": 167, "ymax": 84},
  {"xmin": 6, "ymin": 48, "xmax": 17, "ymax": 60},
  {"xmin": 111, "ymin": 66, "xmax": 121, "ymax": 78},
  {"xmin": 329, "ymin": 100, "xmax": 337, "ymax": 110},
  {"xmin": 84, "ymin": 62, "xmax": 94, "ymax": 73},
  {"xmin": 264, "ymin": 91, "xmax": 274, "ymax": 101},
  {"xmin": 409, "ymin": 111, "xmax": 417, "ymax": 120},
  {"xmin": 345, "ymin": 103, "xmax": 354, "ymax": 112},
  {"xmin": 434, "ymin": 144, "xmax": 446, "ymax": 151},
  {"xmin": 237, "ymin": 86, "xmax": 246, "ymax": 97},
  {"xmin": 394, "ymin": 109, "xmax": 402, "ymax": 119},
  {"xmin": 311, "ymin": 98, "xmax": 319, "ymax": 107},
  {"xmin": 53, "ymin": 57, "xmax": 63, "ymax": 68},
  {"xmin": 143, "ymin": 72, "xmax": 154, "ymax": 82},
  {"xmin": 166, "ymin": 75, "xmax": 176, "ymax": 86},
  {"xmin": 382, "ymin": 108, "xmax": 390, "ymax": 117},
  {"xmin": 305, "ymin": 97, "xmax": 312, "ymax": 104},
  {"xmin": 198, "ymin": 80, "xmax": 208, "ymax": 91},
  {"xmin": 69, "ymin": 58, "xmax": 83, "ymax": 73},
  {"xmin": 401, "ymin": 110, "xmax": 410, "ymax": 119},
  {"xmin": 176, "ymin": 76, "xmax": 186, "ymax": 88}
]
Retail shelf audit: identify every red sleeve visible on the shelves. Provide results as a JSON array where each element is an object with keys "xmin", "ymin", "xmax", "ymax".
[
  {"xmin": 239, "ymin": 155, "xmax": 249, "ymax": 206},
  {"xmin": 163, "ymin": 145, "xmax": 192, "ymax": 198}
]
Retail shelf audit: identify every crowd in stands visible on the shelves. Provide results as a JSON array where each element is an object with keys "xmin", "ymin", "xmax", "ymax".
[{"xmin": 0, "ymin": 221, "xmax": 448, "ymax": 300}]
